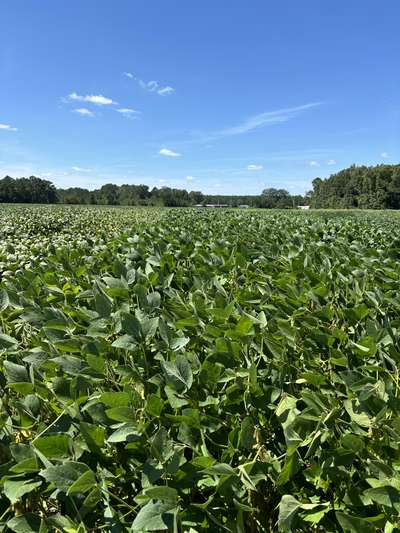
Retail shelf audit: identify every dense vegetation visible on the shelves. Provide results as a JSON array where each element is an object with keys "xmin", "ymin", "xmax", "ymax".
[
  {"xmin": 1, "ymin": 205, "xmax": 400, "ymax": 532},
  {"xmin": 0, "ymin": 176, "xmax": 308, "ymax": 207},
  {"xmin": 0, "ymin": 176, "xmax": 58, "ymax": 204},
  {"xmin": 311, "ymin": 164, "xmax": 400, "ymax": 209},
  {"xmin": 3, "ymin": 163, "xmax": 400, "ymax": 209}
]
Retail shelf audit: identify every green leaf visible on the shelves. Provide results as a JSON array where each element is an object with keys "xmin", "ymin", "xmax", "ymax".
[
  {"xmin": 40, "ymin": 462, "xmax": 90, "ymax": 492},
  {"xmin": 4, "ymin": 478, "xmax": 42, "ymax": 504},
  {"xmin": 4, "ymin": 360, "xmax": 29, "ymax": 383},
  {"xmin": 121, "ymin": 313, "xmax": 142, "ymax": 339},
  {"xmin": 146, "ymin": 394, "xmax": 164, "ymax": 417},
  {"xmin": 107, "ymin": 424, "xmax": 141, "ymax": 443},
  {"xmin": 239, "ymin": 417, "xmax": 255, "ymax": 450},
  {"xmin": 33, "ymin": 434, "xmax": 71, "ymax": 459},
  {"xmin": 277, "ymin": 453, "xmax": 300, "ymax": 486},
  {"xmin": 336, "ymin": 512, "xmax": 374, "ymax": 532},
  {"xmin": 112, "ymin": 334, "xmax": 137, "ymax": 349},
  {"xmin": 67, "ymin": 469, "xmax": 96, "ymax": 495},
  {"xmin": 341, "ymin": 434, "xmax": 365, "ymax": 452},
  {"xmin": 364, "ymin": 486, "xmax": 400, "ymax": 511},
  {"xmin": 54, "ymin": 339, "xmax": 81, "ymax": 353},
  {"xmin": 0, "ymin": 288, "xmax": 10, "ymax": 312},
  {"xmin": 344, "ymin": 400, "xmax": 371, "ymax": 427},
  {"xmin": 100, "ymin": 391, "xmax": 130, "ymax": 407},
  {"xmin": 278, "ymin": 495, "xmax": 300, "ymax": 533},
  {"xmin": 141, "ymin": 316, "xmax": 159, "ymax": 340},
  {"xmin": 151, "ymin": 427, "xmax": 174, "ymax": 463},
  {"xmin": 0, "ymin": 333, "xmax": 18, "ymax": 349},
  {"xmin": 94, "ymin": 290, "xmax": 113, "ymax": 317},
  {"xmin": 234, "ymin": 316, "xmax": 254, "ymax": 336},
  {"xmin": 7, "ymin": 514, "xmax": 42, "ymax": 533},
  {"xmin": 143, "ymin": 486, "xmax": 178, "ymax": 502},
  {"xmin": 131, "ymin": 501, "xmax": 177, "ymax": 532},
  {"xmin": 106, "ymin": 406, "xmax": 135, "ymax": 422},
  {"xmin": 170, "ymin": 336, "xmax": 190, "ymax": 351},
  {"xmin": 161, "ymin": 355, "xmax": 193, "ymax": 392},
  {"xmin": 205, "ymin": 463, "xmax": 236, "ymax": 476},
  {"xmin": 79, "ymin": 421, "xmax": 105, "ymax": 450}
]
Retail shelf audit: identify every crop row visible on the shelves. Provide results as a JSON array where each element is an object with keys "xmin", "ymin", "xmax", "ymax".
[{"xmin": 1, "ymin": 207, "xmax": 400, "ymax": 532}]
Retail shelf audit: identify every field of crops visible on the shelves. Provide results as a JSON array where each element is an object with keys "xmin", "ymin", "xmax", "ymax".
[{"xmin": 1, "ymin": 205, "xmax": 400, "ymax": 532}]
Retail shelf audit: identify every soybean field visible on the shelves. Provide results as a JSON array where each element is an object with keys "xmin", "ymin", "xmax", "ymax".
[{"xmin": 1, "ymin": 205, "xmax": 400, "ymax": 532}]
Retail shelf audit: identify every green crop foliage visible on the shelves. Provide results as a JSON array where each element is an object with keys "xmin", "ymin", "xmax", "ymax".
[{"xmin": 1, "ymin": 205, "xmax": 400, "ymax": 532}]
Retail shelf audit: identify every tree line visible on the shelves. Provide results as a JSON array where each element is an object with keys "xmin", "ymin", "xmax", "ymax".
[
  {"xmin": 0, "ymin": 176, "xmax": 309, "ymax": 207},
  {"xmin": 311, "ymin": 164, "xmax": 400, "ymax": 209},
  {"xmin": 5, "ymin": 164, "xmax": 398, "ymax": 208}
]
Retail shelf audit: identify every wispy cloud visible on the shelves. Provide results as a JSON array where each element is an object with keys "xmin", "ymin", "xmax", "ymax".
[
  {"xmin": 157, "ymin": 86, "xmax": 175, "ymax": 96},
  {"xmin": 186, "ymin": 175, "xmax": 195, "ymax": 180},
  {"xmin": 73, "ymin": 108, "xmax": 95, "ymax": 117},
  {"xmin": 68, "ymin": 92, "xmax": 117, "ymax": 105},
  {"xmin": 247, "ymin": 164, "xmax": 263, "ymax": 170},
  {"xmin": 123, "ymin": 72, "xmax": 134, "ymax": 79},
  {"xmin": 0, "ymin": 123, "xmax": 18, "ymax": 131},
  {"xmin": 159, "ymin": 148, "xmax": 181, "ymax": 157},
  {"xmin": 381, "ymin": 152, "xmax": 390, "ymax": 159},
  {"xmin": 136, "ymin": 78, "xmax": 175, "ymax": 96},
  {"xmin": 72, "ymin": 166, "xmax": 92, "ymax": 172},
  {"xmin": 215, "ymin": 102, "xmax": 321, "ymax": 138},
  {"xmin": 116, "ymin": 108, "xmax": 140, "ymax": 118},
  {"xmin": 327, "ymin": 159, "xmax": 337, "ymax": 165},
  {"xmin": 309, "ymin": 161, "xmax": 320, "ymax": 167}
]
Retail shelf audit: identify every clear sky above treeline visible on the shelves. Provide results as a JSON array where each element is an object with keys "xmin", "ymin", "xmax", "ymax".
[{"xmin": 0, "ymin": 0, "xmax": 399, "ymax": 194}]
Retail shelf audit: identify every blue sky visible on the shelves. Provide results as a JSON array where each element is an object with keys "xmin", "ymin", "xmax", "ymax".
[{"xmin": 0, "ymin": 1, "xmax": 399, "ymax": 195}]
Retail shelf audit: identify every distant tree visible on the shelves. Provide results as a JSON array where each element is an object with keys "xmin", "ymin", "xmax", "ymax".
[
  {"xmin": 98, "ymin": 183, "xmax": 119, "ymax": 205},
  {"xmin": 58, "ymin": 187, "xmax": 91, "ymax": 204},
  {"xmin": 0, "ymin": 175, "xmax": 313, "ymax": 208},
  {"xmin": 261, "ymin": 188, "xmax": 292, "ymax": 208},
  {"xmin": 64, "ymin": 195, "xmax": 82, "ymax": 204},
  {"xmin": 0, "ymin": 176, "xmax": 57, "ymax": 203},
  {"xmin": 0, "ymin": 176, "xmax": 17, "ymax": 202},
  {"xmin": 189, "ymin": 191, "xmax": 204, "ymax": 205},
  {"xmin": 310, "ymin": 164, "xmax": 400, "ymax": 209}
]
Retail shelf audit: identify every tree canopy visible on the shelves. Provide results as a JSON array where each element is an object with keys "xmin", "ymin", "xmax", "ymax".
[
  {"xmin": 310, "ymin": 164, "xmax": 400, "ymax": 209},
  {"xmin": 0, "ymin": 176, "xmax": 58, "ymax": 204},
  {"xmin": 0, "ymin": 177, "xmax": 310, "ymax": 208}
]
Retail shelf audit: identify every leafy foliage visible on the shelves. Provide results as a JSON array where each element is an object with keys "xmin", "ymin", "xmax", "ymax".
[
  {"xmin": 0, "ymin": 175, "xmax": 310, "ymax": 207},
  {"xmin": 311, "ymin": 164, "xmax": 400, "ymax": 208},
  {"xmin": 1, "ymin": 206, "xmax": 400, "ymax": 531}
]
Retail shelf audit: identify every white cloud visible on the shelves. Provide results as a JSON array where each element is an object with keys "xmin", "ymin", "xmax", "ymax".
[
  {"xmin": 73, "ymin": 108, "xmax": 95, "ymax": 117},
  {"xmin": 309, "ymin": 161, "xmax": 320, "ymax": 167},
  {"xmin": 247, "ymin": 164, "xmax": 263, "ymax": 171},
  {"xmin": 327, "ymin": 159, "xmax": 337, "ymax": 165},
  {"xmin": 159, "ymin": 148, "xmax": 181, "ymax": 157},
  {"xmin": 216, "ymin": 102, "xmax": 321, "ymax": 137},
  {"xmin": 147, "ymin": 81, "xmax": 159, "ymax": 91},
  {"xmin": 215, "ymin": 102, "xmax": 321, "ymax": 137},
  {"xmin": 381, "ymin": 152, "xmax": 390, "ymax": 159},
  {"xmin": 123, "ymin": 72, "xmax": 134, "ymax": 79},
  {"xmin": 68, "ymin": 92, "xmax": 116, "ymax": 105},
  {"xmin": 0, "ymin": 123, "xmax": 18, "ymax": 131},
  {"xmin": 117, "ymin": 108, "xmax": 140, "ymax": 118},
  {"xmin": 72, "ymin": 166, "xmax": 92, "ymax": 172},
  {"xmin": 137, "ymin": 79, "xmax": 175, "ymax": 96},
  {"xmin": 158, "ymin": 86, "xmax": 175, "ymax": 96},
  {"xmin": 186, "ymin": 176, "xmax": 195, "ymax": 180}
]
